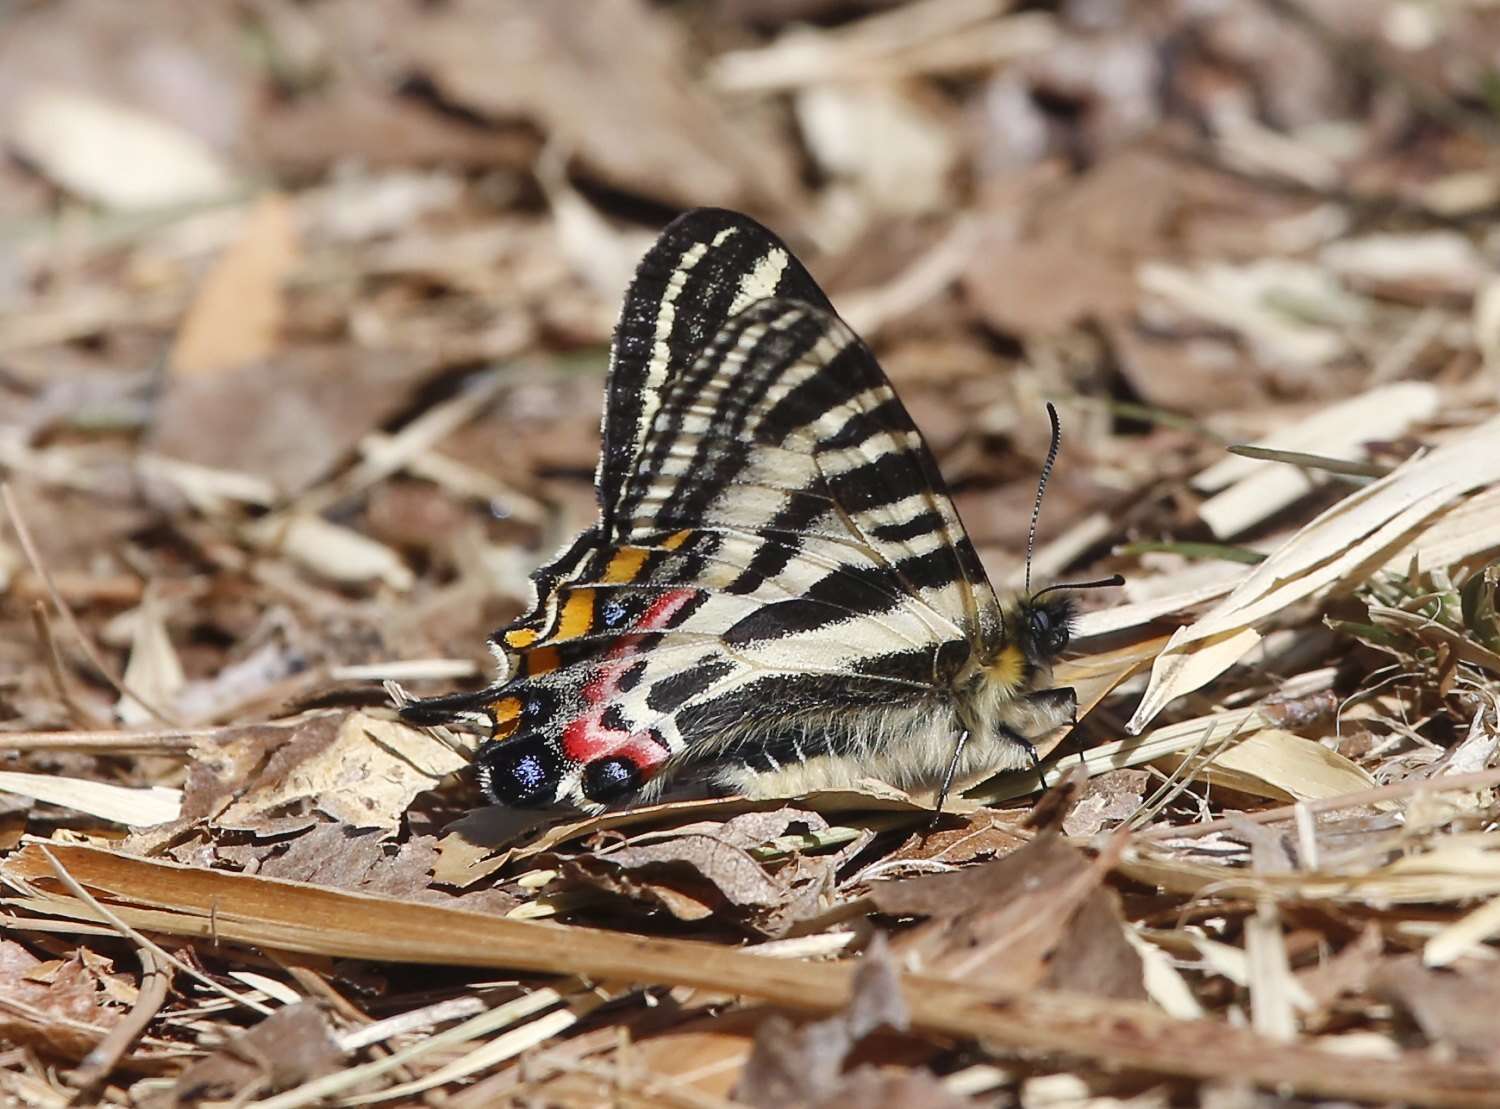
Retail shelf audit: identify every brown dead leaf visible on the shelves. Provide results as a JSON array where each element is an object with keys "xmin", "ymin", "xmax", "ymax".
[
  {"xmin": 170, "ymin": 193, "xmax": 300, "ymax": 378},
  {"xmin": 813, "ymin": 1069, "xmax": 975, "ymax": 1109},
  {"xmin": 181, "ymin": 723, "xmax": 318, "ymax": 826},
  {"xmin": 432, "ymin": 805, "xmax": 558, "ymax": 889},
  {"xmin": 215, "ymin": 711, "xmax": 465, "ymax": 835},
  {"xmin": 868, "ymin": 833, "xmax": 1074, "ymax": 921},
  {"xmin": 630, "ymin": 1006, "xmax": 765, "ymax": 1101},
  {"xmin": 0, "ymin": 939, "xmax": 119, "ymax": 1062},
  {"xmin": 1043, "ymin": 886, "xmax": 1148, "ymax": 1002},
  {"xmin": 644, "ymin": 806, "xmax": 832, "ymax": 851},
  {"xmin": 963, "ymin": 230, "xmax": 1136, "ymax": 338},
  {"xmin": 1062, "ymin": 769, "xmax": 1151, "ymax": 838},
  {"xmin": 257, "ymin": 823, "xmax": 417, "ymax": 894},
  {"xmin": 1374, "ymin": 956, "xmax": 1500, "ymax": 1061},
  {"xmin": 876, "ymin": 831, "xmax": 1134, "ymax": 998},
  {"xmin": 1105, "ymin": 317, "xmax": 1267, "ymax": 414},
  {"xmin": 1296, "ymin": 924, "xmax": 1384, "ymax": 1012},
  {"xmin": 148, "ymin": 346, "xmax": 432, "ymax": 499},
  {"xmin": 560, "ymin": 817, "xmax": 834, "ymax": 934},
  {"xmin": 167, "ymin": 1001, "xmax": 343, "ymax": 1105},
  {"xmin": 252, "ymin": 823, "xmax": 519, "ymax": 912},
  {"xmin": 0, "ymin": 940, "xmax": 117, "ymax": 1028},
  {"xmin": 737, "ymin": 935, "xmax": 908, "ymax": 1108},
  {"xmin": 882, "ymin": 809, "xmax": 1031, "ymax": 870},
  {"xmin": 400, "ymin": 0, "xmax": 795, "ymax": 211},
  {"xmin": 254, "ymin": 82, "xmax": 539, "ymax": 176}
]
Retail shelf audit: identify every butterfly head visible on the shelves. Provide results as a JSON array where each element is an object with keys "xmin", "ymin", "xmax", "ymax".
[
  {"xmin": 983, "ymin": 591, "xmax": 1074, "ymax": 695},
  {"xmin": 1018, "ymin": 590, "xmax": 1076, "ymax": 664}
]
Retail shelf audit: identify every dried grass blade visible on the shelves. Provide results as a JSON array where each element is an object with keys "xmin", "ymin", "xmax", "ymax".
[
  {"xmin": 5, "ymin": 843, "xmax": 1500, "ymax": 1104},
  {"xmin": 1128, "ymin": 413, "xmax": 1500, "ymax": 732}
]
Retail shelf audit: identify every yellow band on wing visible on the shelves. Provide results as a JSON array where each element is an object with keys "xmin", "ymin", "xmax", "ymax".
[
  {"xmin": 503, "ymin": 627, "xmax": 539, "ymax": 649},
  {"xmin": 603, "ymin": 547, "xmax": 649, "ymax": 583}
]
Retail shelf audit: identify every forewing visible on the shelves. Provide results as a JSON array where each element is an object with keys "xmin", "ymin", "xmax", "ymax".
[
  {"xmin": 600, "ymin": 208, "xmax": 833, "ymax": 535},
  {"xmin": 617, "ymin": 297, "xmax": 998, "ymax": 643}
]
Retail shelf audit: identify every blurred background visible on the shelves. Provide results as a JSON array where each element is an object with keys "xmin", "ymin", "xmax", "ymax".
[{"xmin": 1, "ymin": 0, "xmax": 1497, "ymax": 723}]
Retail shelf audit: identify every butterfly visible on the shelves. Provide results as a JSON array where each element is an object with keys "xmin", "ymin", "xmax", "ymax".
[{"xmin": 401, "ymin": 208, "xmax": 1115, "ymax": 812}]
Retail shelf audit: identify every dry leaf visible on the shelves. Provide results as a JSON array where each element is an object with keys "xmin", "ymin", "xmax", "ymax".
[
  {"xmin": 796, "ymin": 80, "xmax": 956, "ymax": 216},
  {"xmin": 737, "ymin": 935, "xmax": 908, "ymax": 1108},
  {"xmin": 149, "ymin": 347, "xmax": 431, "ymax": 499},
  {"xmin": 1155, "ymin": 728, "xmax": 1375, "ymax": 804},
  {"xmin": 1374, "ymin": 957, "xmax": 1500, "ymax": 1061},
  {"xmin": 248, "ymin": 512, "xmax": 415, "ymax": 591},
  {"xmin": 1129, "ymin": 414, "xmax": 1500, "ymax": 732},
  {"xmin": 9, "ymin": 85, "xmax": 233, "ymax": 209},
  {"xmin": 1042, "ymin": 886, "xmax": 1147, "ymax": 1003},
  {"xmin": 1192, "ymin": 381, "xmax": 1441, "ymax": 539},
  {"xmin": 217, "ymin": 712, "xmax": 464, "ymax": 833},
  {"xmin": 1062, "ymin": 770, "xmax": 1151, "ymax": 838},
  {"xmin": 877, "ymin": 832, "xmax": 1104, "ymax": 991},
  {"xmin": 114, "ymin": 589, "xmax": 184, "ymax": 727},
  {"xmin": 0, "ymin": 771, "xmax": 180, "ymax": 827},
  {"xmin": 170, "ymin": 193, "xmax": 300, "ymax": 377},
  {"xmin": 402, "ymin": 0, "xmax": 794, "ymax": 210},
  {"xmin": 1138, "ymin": 258, "xmax": 1365, "ymax": 368},
  {"xmin": 168, "ymin": 1001, "xmax": 344, "ymax": 1104},
  {"xmin": 560, "ymin": 812, "xmax": 834, "ymax": 933}
]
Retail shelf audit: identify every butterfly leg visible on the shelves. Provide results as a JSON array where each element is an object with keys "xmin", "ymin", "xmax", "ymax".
[
  {"xmin": 1024, "ymin": 686, "xmax": 1077, "ymax": 791},
  {"xmin": 1014, "ymin": 730, "xmax": 1044, "ymax": 793},
  {"xmin": 930, "ymin": 729, "xmax": 972, "ymax": 827},
  {"xmin": 1027, "ymin": 686, "xmax": 1078, "ymax": 725}
]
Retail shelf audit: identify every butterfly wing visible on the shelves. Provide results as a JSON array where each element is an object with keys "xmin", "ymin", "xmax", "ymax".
[
  {"xmin": 597, "ymin": 206, "xmax": 835, "ymax": 535},
  {"xmin": 404, "ymin": 212, "xmax": 1007, "ymax": 808}
]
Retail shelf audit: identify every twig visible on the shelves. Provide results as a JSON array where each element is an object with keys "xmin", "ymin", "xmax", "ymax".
[
  {"xmin": 66, "ymin": 946, "xmax": 171, "ymax": 1096},
  {"xmin": 1136, "ymin": 764, "xmax": 1500, "ymax": 842},
  {"xmin": 0, "ymin": 728, "xmax": 206, "ymax": 752},
  {"xmin": 2, "ymin": 484, "xmax": 180, "ymax": 726},
  {"xmin": 36, "ymin": 845, "xmax": 271, "ymax": 1016},
  {"xmin": 28, "ymin": 601, "xmax": 106, "ymax": 729},
  {"xmin": 13, "ymin": 843, "xmax": 1500, "ymax": 1106}
]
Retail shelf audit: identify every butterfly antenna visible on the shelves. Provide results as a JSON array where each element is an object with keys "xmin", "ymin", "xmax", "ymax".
[
  {"xmin": 1025, "ymin": 403, "xmax": 1063, "ymax": 596},
  {"xmin": 1031, "ymin": 574, "xmax": 1126, "ymax": 601}
]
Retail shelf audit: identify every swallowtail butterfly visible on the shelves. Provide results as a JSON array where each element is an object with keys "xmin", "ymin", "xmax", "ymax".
[{"xmin": 403, "ymin": 209, "xmax": 1105, "ymax": 811}]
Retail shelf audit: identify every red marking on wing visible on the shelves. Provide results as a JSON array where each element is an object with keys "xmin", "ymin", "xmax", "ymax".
[{"xmin": 561, "ymin": 588, "xmax": 698, "ymax": 770}]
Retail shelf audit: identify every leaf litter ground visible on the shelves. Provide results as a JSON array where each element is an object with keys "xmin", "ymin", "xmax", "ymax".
[{"xmin": 2, "ymin": 1, "xmax": 1500, "ymax": 1105}]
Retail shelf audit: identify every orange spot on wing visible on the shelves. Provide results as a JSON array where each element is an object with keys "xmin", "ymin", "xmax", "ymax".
[
  {"xmin": 525, "ymin": 646, "xmax": 561, "ymax": 677},
  {"xmin": 662, "ymin": 529, "xmax": 692, "ymax": 551},
  {"xmin": 603, "ymin": 547, "xmax": 649, "ymax": 584},
  {"xmin": 490, "ymin": 696, "xmax": 522, "ymax": 741},
  {"xmin": 504, "ymin": 627, "xmax": 538, "ymax": 649},
  {"xmin": 556, "ymin": 590, "xmax": 595, "ymax": 640}
]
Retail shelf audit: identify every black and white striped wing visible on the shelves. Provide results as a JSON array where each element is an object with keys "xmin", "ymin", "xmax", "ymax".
[
  {"xmin": 597, "ymin": 206, "xmax": 836, "ymax": 535},
  {"xmin": 405, "ymin": 211, "xmax": 1003, "ymax": 808}
]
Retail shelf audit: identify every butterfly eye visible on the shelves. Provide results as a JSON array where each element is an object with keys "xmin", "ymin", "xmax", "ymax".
[{"xmin": 1029, "ymin": 605, "xmax": 1070, "ymax": 657}]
